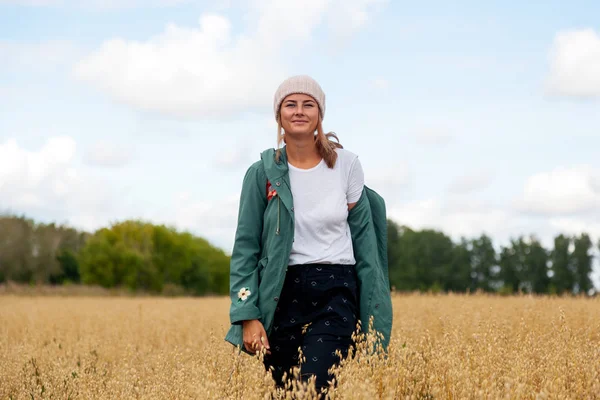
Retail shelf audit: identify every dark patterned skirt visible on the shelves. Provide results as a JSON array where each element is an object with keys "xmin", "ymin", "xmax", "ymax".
[{"xmin": 263, "ymin": 263, "xmax": 359, "ymax": 393}]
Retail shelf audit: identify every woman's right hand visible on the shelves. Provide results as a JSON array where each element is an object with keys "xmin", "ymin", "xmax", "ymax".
[{"xmin": 242, "ymin": 319, "xmax": 271, "ymax": 355}]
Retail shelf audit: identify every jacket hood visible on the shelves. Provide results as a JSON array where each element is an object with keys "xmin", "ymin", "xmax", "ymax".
[{"xmin": 260, "ymin": 146, "xmax": 288, "ymax": 180}]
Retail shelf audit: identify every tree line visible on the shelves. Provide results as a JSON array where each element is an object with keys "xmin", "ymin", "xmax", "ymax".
[
  {"xmin": 387, "ymin": 221, "xmax": 597, "ymax": 295},
  {"xmin": 0, "ymin": 214, "xmax": 597, "ymax": 295},
  {"xmin": 0, "ymin": 214, "xmax": 229, "ymax": 295}
]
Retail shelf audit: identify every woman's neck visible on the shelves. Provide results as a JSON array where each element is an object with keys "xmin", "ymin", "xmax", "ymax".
[{"xmin": 285, "ymin": 135, "xmax": 321, "ymax": 169}]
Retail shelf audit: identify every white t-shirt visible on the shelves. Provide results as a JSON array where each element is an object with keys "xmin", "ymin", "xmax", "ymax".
[{"xmin": 287, "ymin": 148, "xmax": 365, "ymax": 265}]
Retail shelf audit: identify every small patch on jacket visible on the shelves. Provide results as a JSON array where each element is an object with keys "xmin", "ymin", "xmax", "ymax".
[
  {"xmin": 237, "ymin": 287, "xmax": 251, "ymax": 302},
  {"xmin": 266, "ymin": 180, "xmax": 278, "ymax": 201}
]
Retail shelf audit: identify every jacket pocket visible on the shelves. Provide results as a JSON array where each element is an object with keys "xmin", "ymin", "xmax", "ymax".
[{"xmin": 258, "ymin": 257, "xmax": 268, "ymax": 282}]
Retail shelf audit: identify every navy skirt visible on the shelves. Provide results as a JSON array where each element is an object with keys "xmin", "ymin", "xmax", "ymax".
[{"xmin": 263, "ymin": 263, "xmax": 359, "ymax": 392}]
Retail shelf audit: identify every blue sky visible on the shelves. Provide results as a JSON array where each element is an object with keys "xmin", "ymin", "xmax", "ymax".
[{"xmin": 1, "ymin": 0, "xmax": 600, "ymax": 285}]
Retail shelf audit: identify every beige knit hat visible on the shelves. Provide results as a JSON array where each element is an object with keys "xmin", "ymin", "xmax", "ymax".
[{"xmin": 273, "ymin": 75, "xmax": 326, "ymax": 121}]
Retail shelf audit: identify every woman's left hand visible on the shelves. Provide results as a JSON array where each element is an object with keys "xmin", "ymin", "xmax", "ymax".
[{"xmin": 242, "ymin": 319, "xmax": 271, "ymax": 355}]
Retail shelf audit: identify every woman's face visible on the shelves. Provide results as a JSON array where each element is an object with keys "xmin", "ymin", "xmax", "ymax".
[{"xmin": 279, "ymin": 93, "xmax": 320, "ymax": 137}]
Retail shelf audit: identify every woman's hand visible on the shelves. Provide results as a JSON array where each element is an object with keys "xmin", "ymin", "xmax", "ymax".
[{"xmin": 242, "ymin": 319, "xmax": 271, "ymax": 355}]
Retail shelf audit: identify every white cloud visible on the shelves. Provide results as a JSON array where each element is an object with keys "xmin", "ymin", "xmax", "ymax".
[
  {"xmin": 84, "ymin": 140, "xmax": 133, "ymax": 167},
  {"xmin": 514, "ymin": 165, "xmax": 600, "ymax": 215},
  {"xmin": 0, "ymin": 39, "xmax": 79, "ymax": 71},
  {"xmin": 388, "ymin": 198, "xmax": 516, "ymax": 243},
  {"xmin": 165, "ymin": 191, "xmax": 240, "ymax": 251},
  {"xmin": 248, "ymin": 0, "xmax": 386, "ymax": 46},
  {"xmin": 546, "ymin": 28, "xmax": 600, "ymax": 97},
  {"xmin": 549, "ymin": 217, "xmax": 600, "ymax": 240},
  {"xmin": 365, "ymin": 162, "xmax": 411, "ymax": 203},
  {"xmin": 447, "ymin": 172, "xmax": 492, "ymax": 194},
  {"xmin": 73, "ymin": 1, "xmax": 387, "ymax": 118},
  {"xmin": 0, "ymin": 137, "xmax": 242, "ymax": 248},
  {"xmin": 327, "ymin": 0, "xmax": 387, "ymax": 42},
  {"xmin": 249, "ymin": 0, "xmax": 329, "ymax": 46},
  {"xmin": 0, "ymin": 137, "xmax": 77, "ymax": 207},
  {"xmin": 73, "ymin": 14, "xmax": 287, "ymax": 119},
  {"xmin": 0, "ymin": 137, "xmax": 119, "ymax": 231}
]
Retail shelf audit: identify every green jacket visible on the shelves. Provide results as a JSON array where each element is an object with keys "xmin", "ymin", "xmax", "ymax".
[{"xmin": 224, "ymin": 146, "xmax": 393, "ymax": 354}]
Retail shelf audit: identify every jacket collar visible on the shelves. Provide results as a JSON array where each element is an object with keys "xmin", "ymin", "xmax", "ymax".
[{"xmin": 260, "ymin": 146, "xmax": 288, "ymax": 181}]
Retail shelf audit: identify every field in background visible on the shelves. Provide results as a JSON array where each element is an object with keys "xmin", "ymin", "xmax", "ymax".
[{"xmin": 1, "ymin": 294, "xmax": 599, "ymax": 399}]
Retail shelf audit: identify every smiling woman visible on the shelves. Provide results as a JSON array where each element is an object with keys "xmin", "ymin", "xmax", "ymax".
[
  {"xmin": 273, "ymin": 78, "xmax": 344, "ymax": 171},
  {"xmin": 224, "ymin": 75, "xmax": 393, "ymax": 397}
]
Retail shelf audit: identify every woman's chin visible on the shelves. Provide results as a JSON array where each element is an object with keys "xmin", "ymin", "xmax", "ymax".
[{"xmin": 285, "ymin": 129, "xmax": 314, "ymax": 138}]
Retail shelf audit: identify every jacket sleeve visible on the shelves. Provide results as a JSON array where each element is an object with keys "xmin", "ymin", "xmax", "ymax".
[
  {"xmin": 229, "ymin": 164, "xmax": 266, "ymax": 325},
  {"xmin": 348, "ymin": 188, "xmax": 393, "ymax": 350}
]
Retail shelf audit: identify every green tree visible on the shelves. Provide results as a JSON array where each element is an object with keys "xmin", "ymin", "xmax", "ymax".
[
  {"xmin": 195, "ymin": 235, "xmax": 229, "ymax": 294},
  {"xmin": 0, "ymin": 215, "xmax": 35, "ymax": 283},
  {"xmin": 51, "ymin": 228, "xmax": 87, "ymax": 284},
  {"xmin": 447, "ymin": 237, "xmax": 472, "ymax": 292},
  {"xmin": 388, "ymin": 226, "xmax": 474, "ymax": 293},
  {"xmin": 572, "ymin": 233, "xmax": 593, "ymax": 295},
  {"xmin": 78, "ymin": 220, "xmax": 229, "ymax": 295},
  {"xmin": 79, "ymin": 229, "xmax": 127, "ymax": 288},
  {"xmin": 524, "ymin": 235, "xmax": 549, "ymax": 294},
  {"xmin": 79, "ymin": 221, "xmax": 159, "ymax": 291},
  {"xmin": 30, "ymin": 222, "xmax": 63, "ymax": 284},
  {"xmin": 387, "ymin": 225, "xmax": 419, "ymax": 291},
  {"xmin": 53, "ymin": 249, "xmax": 80, "ymax": 284},
  {"xmin": 152, "ymin": 225, "xmax": 193, "ymax": 285},
  {"xmin": 550, "ymin": 234, "xmax": 574, "ymax": 294},
  {"xmin": 173, "ymin": 231, "xmax": 229, "ymax": 295},
  {"xmin": 386, "ymin": 220, "xmax": 404, "ymax": 291},
  {"xmin": 498, "ymin": 238, "xmax": 527, "ymax": 293},
  {"xmin": 403, "ymin": 229, "xmax": 454, "ymax": 291},
  {"xmin": 470, "ymin": 234, "xmax": 496, "ymax": 292}
]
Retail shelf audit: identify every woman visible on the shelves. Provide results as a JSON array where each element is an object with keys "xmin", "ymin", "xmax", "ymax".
[{"xmin": 225, "ymin": 75, "xmax": 392, "ymax": 394}]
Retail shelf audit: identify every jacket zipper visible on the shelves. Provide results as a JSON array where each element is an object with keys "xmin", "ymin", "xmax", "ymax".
[{"xmin": 276, "ymin": 196, "xmax": 280, "ymax": 235}]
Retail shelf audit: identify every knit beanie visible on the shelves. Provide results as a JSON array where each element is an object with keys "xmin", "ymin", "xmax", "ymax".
[{"xmin": 273, "ymin": 75, "xmax": 326, "ymax": 121}]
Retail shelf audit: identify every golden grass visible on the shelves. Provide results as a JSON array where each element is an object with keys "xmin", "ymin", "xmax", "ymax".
[{"xmin": 1, "ymin": 293, "xmax": 599, "ymax": 399}]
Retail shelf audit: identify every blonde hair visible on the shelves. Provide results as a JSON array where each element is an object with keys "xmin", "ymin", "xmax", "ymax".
[{"xmin": 275, "ymin": 118, "xmax": 342, "ymax": 168}]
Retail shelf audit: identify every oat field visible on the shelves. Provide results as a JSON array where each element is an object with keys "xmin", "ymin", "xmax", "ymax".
[{"xmin": 1, "ymin": 293, "xmax": 599, "ymax": 399}]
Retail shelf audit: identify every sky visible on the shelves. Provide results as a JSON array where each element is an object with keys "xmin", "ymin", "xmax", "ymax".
[{"xmin": 1, "ymin": 0, "xmax": 600, "ymax": 286}]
